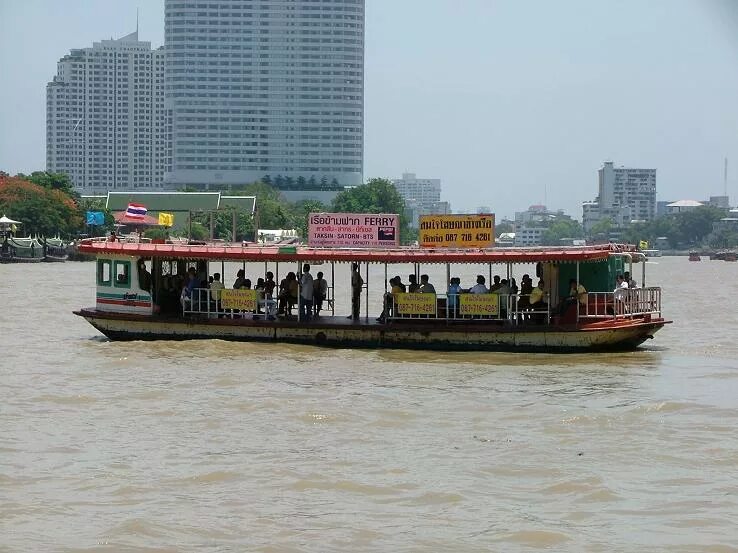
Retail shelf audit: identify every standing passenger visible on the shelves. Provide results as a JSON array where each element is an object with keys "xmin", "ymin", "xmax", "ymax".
[
  {"xmin": 349, "ymin": 263, "xmax": 363, "ymax": 320},
  {"xmin": 313, "ymin": 271, "xmax": 328, "ymax": 316},
  {"xmin": 299, "ymin": 264, "xmax": 314, "ymax": 321}
]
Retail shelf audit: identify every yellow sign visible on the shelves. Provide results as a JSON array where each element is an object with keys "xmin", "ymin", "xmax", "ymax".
[
  {"xmin": 639, "ymin": 240, "xmax": 649, "ymax": 250},
  {"xmin": 396, "ymin": 293, "xmax": 437, "ymax": 315},
  {"xmin": 419, "ymin": 214, "xmax": 495, "ymax": 248},
  {"xmin": 221, "ymin": 289, "xmax": 257, "ymax": 310},
  {"xmin": 459, "ymin": 293, "xmax": 499, "ymax": 316},
  {"xmin": 158, "ymin": 212, "xmax": 174, "ymax": 227}
]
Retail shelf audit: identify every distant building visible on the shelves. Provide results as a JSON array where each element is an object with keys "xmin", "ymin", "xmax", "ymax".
[
  {"xmin": 46, "ymin": 32, "xmax": 168, "ymax": 193},
  {"xmin": 582, "ymin": 161, "xmax": 656, "ymax": 233},
  {"xmin": 164, "ymin": 0, "xmax": 364, "ymax": 189},
  {"xmin": 392, "ymin": 173, "xmax": 451, "ymax": 228},
  {"xmin": 514, "ymin": 226, "xmax": 546, "ymax": 247},
  {"xmin": 666, "ymin": 200, "xmax": 703, "ymax": 214}
]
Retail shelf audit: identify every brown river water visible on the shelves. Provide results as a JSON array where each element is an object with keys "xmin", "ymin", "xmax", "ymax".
[{"xmin": 1, "ymin": 257, "xmax": 737, "ymax": 552}]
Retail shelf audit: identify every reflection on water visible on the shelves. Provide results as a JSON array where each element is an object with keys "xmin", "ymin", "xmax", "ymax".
[{"xmin": 1, "ymin": 258, "xmax": 737, "ymax": 552}]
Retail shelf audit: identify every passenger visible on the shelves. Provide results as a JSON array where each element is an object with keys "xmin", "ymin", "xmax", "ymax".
[
  {"xmin": 264, "ymin": 271, "xmax": 276, "ymax": 299},
  {"xmin": 233, "ymin": 269, "xmax": 246, "ymax": 289},
  {"xmin": 418, "ymin": 274, "xmax": 436, "ymax": 294},
  {"xmin": 349, "ymin": 263, "xmax": 363, "ymax": 320},
  {"xmin": 407, "ymin": 274, "xmax": 419, "ymax": 293},
  {"xmin": 313, "ymin": 271, "xmax": 328, "ymax": 316},
  {"xmin": 255, "ymin": 277, "xmax": 265, "ymax": 292},
  {"xmin": 558, "ymin": 278, "xmax": 587, "ymax": 315},
  {"xmin": 489, "ymin": 275, "xmax": 502, "ymax": 292},
  {"xmin": 137, "ymin": 259, "xmax": 151, "ymax": 292},
  {"xmin": 243, "ymin": 278, "xmax": 252, "ymax": 289},
  {"xmin": 468, "ymin": 275, "xmax": 488, "ymax": 294},
  {"xmin": 108, "ymin": 231, "xmax": 117, "ymax": 242},
  {"xmin": 180, "ymin": 267, "xmax": 198, "ymax": 310},
  {"xmin": 624, "ymin": 271, "xmax": 637, "ymax": 289},
  {"xmin": 196, "ymin": 261, "xmax": 208, "ymax": 287},
  {"xmin": 447, "ymin": 277, "xmax": 462, "ymax": 317},
  {"xmin": 518, "ymin": 274, "xmax": 533, "ymax": 313},
  {"xmin": 495, "ymin": 278, "xmax": 511, "ymax": 318},
  {"xmin": 377, "ymin": 276, "xmax": 405, "ymax": 322},
  {"xmin": 299, "ymin": 263, "xmax": 314, "ymax": 321},
  {"xmin": 529, "ymin": 279, "xmax": 548, "ymax": 323},
  {"xmin": 614, "ymin": 274, "xmax": 629, "ymax": 312},
  {"xmin": 278, "ymin": 272, "xmax": 298, "ymax": 316},
  {"xmin": 210, "ymin": 272, "xmax": 225, "ymax": 314}
]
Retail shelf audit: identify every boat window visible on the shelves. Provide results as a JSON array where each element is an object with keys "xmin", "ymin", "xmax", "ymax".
[
  {"xmin": 97, "ymin": 259, "xmax": 112, "ymax": 286},
  {"xmin": 114, "ymin": 260, "xmax": 131, "ymax": 288}
]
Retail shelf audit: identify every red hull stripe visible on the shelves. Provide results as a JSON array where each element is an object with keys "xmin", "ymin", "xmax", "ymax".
[{"xmin": 97, "ymin": 298, "xmax": 151, "ymax": 308}]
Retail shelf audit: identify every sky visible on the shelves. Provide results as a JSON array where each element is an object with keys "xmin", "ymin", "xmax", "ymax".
[{"xmin": 1, "ymin": 0, "xmax": 738, "ymax": 220}]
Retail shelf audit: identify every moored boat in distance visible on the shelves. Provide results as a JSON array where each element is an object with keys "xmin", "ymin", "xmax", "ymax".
[
  {"xmin": 73, "ymin": 239, "xmax": 670, "ymax": 352},
  {"xmin": 641, "ymin": 249, "xmax": 661, "ymax": 258},
  {"xmin": 688, "ymin": 251, "xmax": 701, "ymax": 261}
]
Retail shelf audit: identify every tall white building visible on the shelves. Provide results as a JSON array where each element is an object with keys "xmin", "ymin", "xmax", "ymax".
[
  {"xmin": 164, "ymin": 0, "xmax": 364, "ymax": 189},
  {"xmin": 582, "ymin": 161, "xmax": 657, "ymax": 233},
  {"xmin": 392, "ymin": 172, "xmax": 450, "ymax": 228},
  {"xmin": 46, "ymin": 32, "xmax": 168, "ymax": 192}
]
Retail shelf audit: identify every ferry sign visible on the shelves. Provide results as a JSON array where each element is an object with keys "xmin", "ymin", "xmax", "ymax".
[
  {"xmin": 221, "ymin": 289, "xmax": 257, "ymax": 310},
  {"xmin": 395, "ymin": 293, "xmax": 436, "ymax": 315},
  {"xmin": 419, "ymin": 214, "xmax": 495, "ymax": 249},
  {"xmin": 308, "ymin": 213, "xmax": 399, "ymax": 248},
  {"xmin": 459, "ymin": 293, "xmax": 499, "ymax": 316}
]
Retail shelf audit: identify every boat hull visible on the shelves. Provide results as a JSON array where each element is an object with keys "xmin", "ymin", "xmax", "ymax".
[{"xmin": 74, "ymin": 309, "xmax": 667, "ymax": 352}]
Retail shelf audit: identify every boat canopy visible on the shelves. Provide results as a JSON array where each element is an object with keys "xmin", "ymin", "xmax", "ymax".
[{"xmin": 78, "ymin": 240, "xmax": 637, "ymax": 265}]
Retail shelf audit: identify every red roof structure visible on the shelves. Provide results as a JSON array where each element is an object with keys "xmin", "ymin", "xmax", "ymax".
[
  {"xmin": 113, "ymin": 212, "xmax": 161, "ymax": 226},
  {"xmin": 78, "ymin": 240, "xmax": 638, "ymax": 265}
]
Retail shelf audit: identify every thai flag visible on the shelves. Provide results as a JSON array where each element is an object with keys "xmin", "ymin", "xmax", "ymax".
[{"xmin": 125, "ymin": 203, "xmax": 147, "ymax": 219}]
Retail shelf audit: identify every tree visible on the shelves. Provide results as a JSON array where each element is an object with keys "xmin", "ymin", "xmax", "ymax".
[
  {"xmin": 290, "ymin": 199, "xmax": 327, "ymax": 237},
  {"xmin": 588, "ymin": 217, "xmax": 614, "ymax": 239},
  {"xmin": 296, "ymin": 175, "xmax": 307, "ymax": 188},
  {"xmin": 0, "ymin": 175, "xmax": 82, "ymax": 237},
  {"xmin": 669, "ymin": 206, "xmax": 725, "ymax": 247},
  {"xmin": 495, "ymin": 221, "xmax": 513, "ymax": 235},
  {"xmin": 331, "ymin": 177, "xmax": 411, "ymax": 243},
  {"xmin": 540, "ymin": 219, "xmax": 584, "ymax": 246},
  {"xmin": 19, "ymin": 171, "xmax": 78, "ymax": 200},
  {"xmin": 262, "ymin": 174, "xmax": 272, "ymax": 185}
]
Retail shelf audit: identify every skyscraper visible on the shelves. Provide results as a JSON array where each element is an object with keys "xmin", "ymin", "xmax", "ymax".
[
  {"xmin": 164, "ymin": 0, "xmax": 364, "ymax": 189},
  {"xmin": 582, "ymin": 161, "xmax": 657, "ymax": 233},
  {"xmin": 46, "ymin": 32, "xmax": 168, "ymax": 192}
]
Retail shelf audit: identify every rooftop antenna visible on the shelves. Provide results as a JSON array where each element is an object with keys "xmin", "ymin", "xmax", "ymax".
[
  {"xmin": 136, "ymin": 7, "xmax": 139, "ymax": 36},
  {"xmin": 724, "ymin": 157, "xmax": 728, "ymax": 197}
]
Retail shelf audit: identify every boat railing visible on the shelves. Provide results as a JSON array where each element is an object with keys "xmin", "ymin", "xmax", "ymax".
[
  {"xmin": 580, "ymin": 287, "xmax": 662, "ymax": 320},
  {"xmin": 179, "ymin": 287, "xmax": 662, "ymax": 323}
]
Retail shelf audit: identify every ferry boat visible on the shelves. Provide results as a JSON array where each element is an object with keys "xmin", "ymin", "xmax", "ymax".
[{"xmin": 73, "ymin": 240, "xmax": 670, "ymax": 352}]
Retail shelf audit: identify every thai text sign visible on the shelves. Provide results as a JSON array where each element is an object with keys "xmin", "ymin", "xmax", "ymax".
[
  {"xmin": 221, "ymin": 289, "xmax": 257, "ymax": 310},
  {"xmin": 396, "ymin": 293, "xmax": 436, "ymax": 315},
  {"xmin": 419, "ymin": 214, "xmax": 495, "ymax": 248},
  {"xmin": 308, "ymin": 213, "xmax": 399, "ymax": 248},
  {"xmin": 459, "ymin": 293, "xmax": 499, "ymax": 316}
]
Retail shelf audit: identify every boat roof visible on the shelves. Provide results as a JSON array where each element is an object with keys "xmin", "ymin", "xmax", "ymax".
[{"xmin": 78, "ymin": 239, "xmax": 637, "ymax": 264}]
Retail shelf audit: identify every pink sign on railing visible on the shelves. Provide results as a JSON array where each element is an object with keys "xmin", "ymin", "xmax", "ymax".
[{"xmin": 308, "ymin": 213, "xmax": 400, "ymax": 248}]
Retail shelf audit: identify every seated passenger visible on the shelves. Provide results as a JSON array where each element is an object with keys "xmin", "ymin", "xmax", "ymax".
[
  {"xmin": 377, "ymin": 276, "xmax": 405, "ymax": 322},
  {"xmin": 468, "ymin": 275, "xmax": 488, "ymax": 294},
  {"xmin": 447, "ymin": 277, "xmax": 461, "ymax": 317},
  {"xmin": 558, "ymin": 278, "xmax": 586, "ymax": 316},
  {"xmin": 418, "ymin": 274, "xmax": 436, "ymax": 294},
  {"xmin": 489, "ymin": 275, "xmax": 502, "ymax": 292},
  {"xmin": 408, "ymin": 274, "xmax": 419, "ymax": 293}
]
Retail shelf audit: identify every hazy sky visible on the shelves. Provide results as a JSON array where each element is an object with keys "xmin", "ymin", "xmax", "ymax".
[{"xmin": 2, "ymin": 0, "xmax": 738, "ymax": 219}]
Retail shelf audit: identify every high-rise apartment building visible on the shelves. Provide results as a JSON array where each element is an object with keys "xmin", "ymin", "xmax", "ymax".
[
  {"xmin": 582, "ymin": 161, "xmax": 656, "ymax": 233},
  {"xmin": 46, "ymin": 32, "xmax": 168, "ymax": 192},
  {"xmin": 392, "ymin": 172, "xmax": 451, "ymax": 228},
  {"xmin": 164, "ymin": 0, "xmax": 364, "ymax": 189}
]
